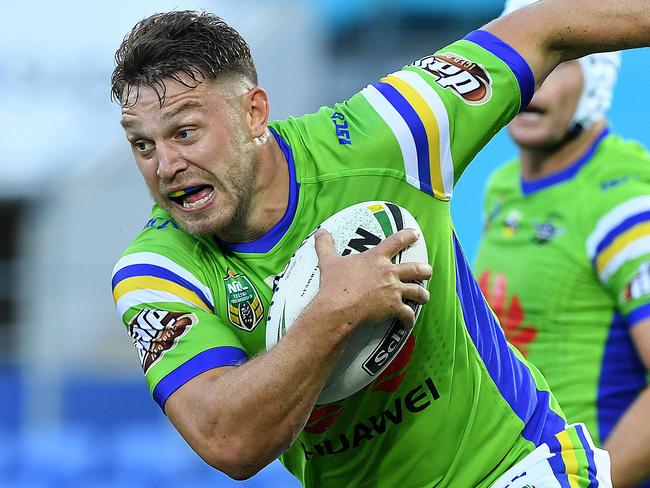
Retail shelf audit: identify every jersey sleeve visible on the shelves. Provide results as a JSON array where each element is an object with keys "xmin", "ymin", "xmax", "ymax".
[
  {"xmin": 358, "ymin": 30, "xmax": 533, "ymax": 201},
  {"xmin": 111, "ymin": 208, "xmax": 248, "ymax": 410},
  {"xmin": 586, "ymin": 186, "xmax": 650, "ymax": 327}
]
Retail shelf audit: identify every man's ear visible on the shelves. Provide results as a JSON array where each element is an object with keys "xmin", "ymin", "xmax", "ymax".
[{"xmin": 245, "ymin": 87, "xmax": 270, "ymax": 139}]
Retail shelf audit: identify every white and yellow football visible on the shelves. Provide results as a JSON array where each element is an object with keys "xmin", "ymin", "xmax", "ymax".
[{"xmin": 265, "ymin": 201, "xmax": 428, "ymax": 405}]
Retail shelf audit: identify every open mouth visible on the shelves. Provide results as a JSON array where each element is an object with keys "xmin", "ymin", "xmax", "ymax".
[{"xmin": 168, "ymin": 185, "xmax": 215, "ymax": 209}]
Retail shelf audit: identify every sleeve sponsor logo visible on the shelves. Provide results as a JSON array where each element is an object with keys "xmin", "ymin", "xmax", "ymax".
[
  {"xmin": 411, "ymin": 52, "xmax": 492, "ymax": 105},
  {"xmin": 623, "ymin": 261, "xmax": 650, "ymax": 303},
  {"xmin": 128, "ymin": 309, "xmax": 197, "ymax": 373},
  {"xmin": 331, "ymin": 112, "xmax": 351, "ymax": 145}
]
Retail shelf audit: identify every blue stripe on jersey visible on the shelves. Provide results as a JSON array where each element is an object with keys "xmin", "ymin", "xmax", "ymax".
[
  {"xmin": 217, "ymin": 128, "xmax": 301, "ymax": 253},
  {"xmin": 112, "ymin": 263, "xmax": 214, "ymax": 312},
  {"xmin": 592, "ymin": 210, "xmax": 650, "ymax": 263},
  {"xmin": 521, "ymin": 128, "xmax": 609, "ymax": 196},
  {"xmin": 575, "ymin": 424, "xmax": 600, "ymax": 488},
  {"xmin": 628, "ymin": 303, "xmax": 650, "ymax": 327},
  {"xmin": 597, "ymin": 311, "xmax": 646, "ymax": 443},
  {"xmin": 545, "ymin": 435, "xmax": 572, "ymax": 488},
  {"xmin": 153, "ymin": 346, "xmax": 248, "ymax": 409},
  {"xmin": 453, "ymin": 235, "xmax": 567, "ymax": 446},
  {"xmin": 464, "ymin": 30, "xmax": 535, "ymax": 111},
  {"xmin": 373, "ymin": 82, "xmax": 434, "ymax": 196}
]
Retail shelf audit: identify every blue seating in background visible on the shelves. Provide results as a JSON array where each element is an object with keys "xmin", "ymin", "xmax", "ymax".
[{"xmin": 0, "ymin": 421, "xmax": 300, "ymax": 487}]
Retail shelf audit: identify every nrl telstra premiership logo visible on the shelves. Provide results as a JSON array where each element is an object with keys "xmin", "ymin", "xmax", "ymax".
[{"xmin": 224, "ymin": 267, "xmax": 264, "ymax": 331}]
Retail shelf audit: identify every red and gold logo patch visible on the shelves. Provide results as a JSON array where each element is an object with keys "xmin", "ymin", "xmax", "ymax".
[{"xmin": 412, "ymin": 52, "xmax": 492, "ymax": 105}]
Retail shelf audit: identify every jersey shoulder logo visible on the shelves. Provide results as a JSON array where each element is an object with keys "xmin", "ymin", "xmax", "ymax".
[
  {"xmin": 129, "ymin": 309, "xmax": 197, "ymax": 373},
  {"xmin": 224, "ymin": 267, "xmax": 264, "ymax": 331},
  {"xmin": 411, "ymin": 52, "xmax": 492, "ymax": 105}
]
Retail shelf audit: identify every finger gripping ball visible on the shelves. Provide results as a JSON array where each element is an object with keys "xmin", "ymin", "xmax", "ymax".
[{"xmin": 265, "ymin": 201, "xmax": 428, "ymax": 404}]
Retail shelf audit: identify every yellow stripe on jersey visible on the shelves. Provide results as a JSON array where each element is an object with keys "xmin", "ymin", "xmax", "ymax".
[
  {"xmin": 596, "ymin": 222, "xmax": 650, "ymax": 276},
  {"xmin": 381, "ymin": 75, "xmax": 446, "ymax": 200},
  {"xmin": 113, "ymin": 276, "xmax": 212, "ymax": 313},
  {"xmin": 556, "ymin": 430, "xmax": 581, "ymax": 488}
]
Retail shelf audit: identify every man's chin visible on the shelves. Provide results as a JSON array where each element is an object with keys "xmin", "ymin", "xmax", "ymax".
[
  {"xmin": 163, "ymin": 206, "xmax": 221, "ymax": 238},
  {"xmin": 509, "ymin": 126, "xmax": 557, "ymax": 150}
]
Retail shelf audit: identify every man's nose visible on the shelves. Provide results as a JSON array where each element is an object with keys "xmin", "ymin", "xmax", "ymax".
[{"xmin": 156, "ymin": 143, "xmax": 188, "ymax": 179}]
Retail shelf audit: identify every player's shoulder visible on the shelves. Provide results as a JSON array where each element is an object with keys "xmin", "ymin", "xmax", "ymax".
[
  {"xmin": 269, "ymin": 99, "xmax": 403, "ymax": 181},
  {"xmin": 579, "ymin": 132, "xmax": 650, "ymax": 217},
  {"xmin": 111, "ymin": 204, "xmax": 218, "ymax": 324},
  {"xmin": 119, "ymin": 203, "xmax": 201, "ymax": 251},
  {"xmin": 112, "ymin": 204, "xmax": 209, "ymax": 282},
  {"xmin": 580, "ymin": 133, "xmax": 650, "ymax": 247},
  {"xmin": 587, "ymin": 132, "xmax": 650, "ymax": 183}
]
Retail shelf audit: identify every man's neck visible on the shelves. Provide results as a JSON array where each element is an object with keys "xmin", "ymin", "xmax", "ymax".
[
  {"xmin": 247, "ymin": 132, "xmax": 290, "ymax": 238},
  {"xmin": 520, "ymin": 120, "xmax": 606, "ymax": 180},
  {"xmin": 217, "ymin": 130, "xmax": 290, "ymax": 244}
]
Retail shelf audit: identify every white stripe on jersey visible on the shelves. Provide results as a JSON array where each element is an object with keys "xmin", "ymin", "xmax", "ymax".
[
  {"xmin": 360, "ymin": 84, "xmax": 423, "ymax": 191},
  {"xmin": 586, "ymin": 195, "xmax": 650, "ymax": 260},
  {"xmin": 112, "ymin": 251, "xmax": 214, "ymax": 309},
  {"xmin": 599, "ymin": 235, "xmax": 650, "ymax": 282},
  {"xmin": 116, "ymin": 289, "xmax": 207, "ymax": 320},
  {"xmin": 390, "ymin": 70, "xmax": 455, "ymax": 197}
]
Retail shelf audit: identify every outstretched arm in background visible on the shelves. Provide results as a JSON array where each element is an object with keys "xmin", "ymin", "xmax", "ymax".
[{"xmin": 485, "ymin": 0, "xmax": 650, "ymax": 86}]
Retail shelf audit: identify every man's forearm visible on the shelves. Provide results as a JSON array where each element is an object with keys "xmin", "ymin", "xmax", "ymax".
[
  {"xmin": 166, "ymin": 297, "xmax": 351, "ymax": 480},
  {"xmin": 484, "ymin": 0, "xmax": 650, "ymax": 85},
  {"xmin": 603, "ymin": 386, "xmax": 650, "ymax": 488}
]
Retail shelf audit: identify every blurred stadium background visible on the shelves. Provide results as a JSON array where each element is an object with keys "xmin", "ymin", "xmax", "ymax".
[{"xmin": 0, "ymin": 0, "xmax": 647, "ymax": 486}]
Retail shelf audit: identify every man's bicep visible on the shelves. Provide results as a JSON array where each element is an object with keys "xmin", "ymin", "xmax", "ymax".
[{"xmin": 127, "ymin": 306, "xmax": 248, "ymax": 410}]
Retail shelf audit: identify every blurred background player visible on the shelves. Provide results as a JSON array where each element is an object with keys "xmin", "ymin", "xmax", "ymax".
[{"xmin": 474, "ymin": 1, "xmax": 650, "ymax": 486}]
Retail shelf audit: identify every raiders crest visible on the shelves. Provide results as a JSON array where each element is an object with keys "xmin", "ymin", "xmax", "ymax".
[
  {"xmin": 224, "ymin": 267, "xmax": 264, "ymax": 331},
  {"xmin": 128, "ymin": 309, "xmax": 197, "ymax": 373}
]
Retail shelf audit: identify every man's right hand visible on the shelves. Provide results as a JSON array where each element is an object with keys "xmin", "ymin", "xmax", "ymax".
[{"xmin": 311, "ymin": 227, "xmax": 432, "ymax": 337}]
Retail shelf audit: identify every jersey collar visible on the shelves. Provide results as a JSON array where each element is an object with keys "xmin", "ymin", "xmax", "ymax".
[
  {"xmin": 520, "ymin": 127, "xmax": 610, "ymax": 196},
  {"xmin": 216, "ymin": 127, "xmax": 300, "ymax": 253}
]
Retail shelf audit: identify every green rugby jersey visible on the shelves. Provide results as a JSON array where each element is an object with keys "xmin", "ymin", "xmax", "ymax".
[
  {"xmin": 112, "ymin": 31, "xmax": 575, "ymax": 487},
  {"xmin": 475, "ymin": 129, "xmax": 650, "ymax": 448}
]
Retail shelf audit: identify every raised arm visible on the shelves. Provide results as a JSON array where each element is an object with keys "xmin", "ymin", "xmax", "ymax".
[{"xmin": 484, "ymin": 0, "xmax": 650, "ymax": 86}]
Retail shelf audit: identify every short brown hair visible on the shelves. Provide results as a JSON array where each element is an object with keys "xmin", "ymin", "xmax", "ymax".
[{"xmin": 111, "ymin": 10, "xmax": 257, "ymax": 106}]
